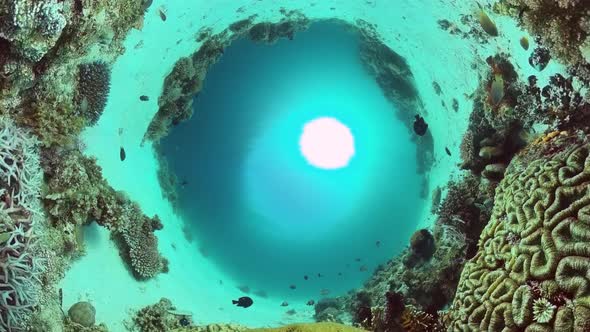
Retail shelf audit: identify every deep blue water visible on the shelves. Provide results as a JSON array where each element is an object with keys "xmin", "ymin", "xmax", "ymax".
[{"xmin": 160, "ymin": 22, "xmax": 424, "ymax": 301}]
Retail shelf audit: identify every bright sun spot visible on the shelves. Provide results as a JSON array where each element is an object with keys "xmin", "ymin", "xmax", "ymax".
[{"xmin": 299, "ymin": 117, "xmax": 355, "ymax": 169}]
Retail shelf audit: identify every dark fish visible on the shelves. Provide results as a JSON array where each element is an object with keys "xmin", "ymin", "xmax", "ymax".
[
  {"xmin": 285, "ymin": 309, "xmax": 296, "ymax": 315},
  {"xmin": 120, "ymin": 147, "xmax": 126, "ymax": 161},
  {"xmin": 360, "ymin": 265, "xmax": 368, "ymax": 272},
  {"xmin": 59, "ymin": 288, "xmax": 63, "ymax": 306},
  {"xmin": 320, "ymin": 289, "xmax": 330, "ymax": 296},
  {"xmin": 306, "ymin": 300, "xmax": 315, "ymax": 306},
  {"xmin": 338, "ymin": 272, "xmax": 342, "ymax": 276},
  {"xmin": 289, "ymin": 284, "xmax": 296, "ymax": 290},
  {"xmin": 445, "ymin": 147, "xmax": 451, "ymax": 156},
  {"xmin": 280, "ymin": 301, "xmax": 289, "ymax": 307},
  {"xmin": 232, "ymin": 296, "xmax": 253, "ymax": 308},
  {"xmin": 355, "ymin": 258, "xmax": 361, "ymax": 262},
  {"xmin": 158, "ymin": 8, "xmax": 167, "ymax": 21},
  {"xmin": 303, "ymin": 275, "xmax": 309, "ymax": 280},
  {"xmin": 179, "ymin": 317, "xmax": 190, "ymax": 327},
  {"xmin": 139, "ymin": 95, "xmax": 149, "ymax": 101},
  {"xmin": 413, "ymin": 115, "xmax": 428, "ymax": 136},
  {"xmin": 375, "ymin": 241, "xmax": 381, "ymax": 247},
  {"xmin": 317, "ymin": 273, "xmax": 322, "ymax": 278}
]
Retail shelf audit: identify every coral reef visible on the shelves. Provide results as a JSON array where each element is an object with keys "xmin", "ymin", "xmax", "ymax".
[
  {"xmin": 0, "ymin": 117, "xmax": 46, "ymax": 331},
  {"xmin": 143, "ymin": 13, "xmax": 310, "ymax": 144},
  {"xmin": 74, "ymin": 61, "xmax": 111, "ymax": 126},
  {"xmin": 0, "ymin": 0, "xmax": 148, "ymax": 147},
  {"xmin": 494, "ymin": 0, "xmax": 590, "ymax": 81},
  {"xmin": 132, "ymin": 298, "xmax": 193, "ymax": 332},
  {"xmin": 460, "ymin": 54, "xmax": 536, "ymax": 179},
  {"xmin": 448, "ymin": 133, "xmax": 590, "ymax": 331},
  {"xmin": 314, "ymin": 297, "xmax": 348, "ymax": 324},
  {"xmin": 247, "ymin": 322, "xmax": 365, "ymax": 332},
  {"xmin": 171, "ymin": 324, "xmax": 247, "ymax": 332},
  {"xmin": 42, "ymin": 148, "xmax": 165, "ymax": 279}
]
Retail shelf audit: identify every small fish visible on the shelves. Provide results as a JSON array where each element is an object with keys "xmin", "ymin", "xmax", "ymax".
[
  {"xmin": 520, "ymin": 36, "xmax": 529, "ymax": 50},
  {"xmin": 413, "ymin": 115, "xmax": 428, "ymax": 136},
  {"xmin": 120, "ymin": 147, "xmax": 126, "ymax": 161},
  {"xmin": 445, "ymin": 147, "xmax": 452, "ymax": 156},
  {"xmin": 375, "ymin": 240, "xmax": 381, "ymax": 247},
  {"xmin": 232, "ymin": 296, "xmax": 253, "ymax": 308},
  {"xmin": 289, "ymin": 284, "xmax": 296, "ymax": 290},
  {"xmin": 58, "ymin": 288, "xmax": 63, "ymax": 306},
  {"xmin": 477, "ymin": 2, "xmax": 498, "ymax": 36},
  {"xmin": 158, "ymin": 8, "xmax": 167, "ymax": 21},
  {"xmin": 317, "ymin": 273, "xmax": 322, "ymax": 278},
  {"xmin": 303, "ymin": 275, "xmax": 309, "ymax": 280},
  {"xmin": 490, "ymin": 74, "xmax": 505, "ymax": 106},
  {"xmin": 306, "ymin": 300, "xmax": 315, "ymax": 306},
  {"xmin": 320, "ymin": 289, "xmax": 330, "ymax": 296},
  {"xmin": 219, "ymin": 280, "xmax": 223, "ymax": 285},
  {"xmin": 360, "ymin": 265, "xmax": 368, "ymax": 272},
  {"xmin": 280, "ymin": 301, "xmax": 289, "ymax": 307},
  {"xmin": 179, "ymin": 316, "xmax": 191, "ymax": 327},
  {"xmin": 139, "ymin": 95, "xmax": 149, "ymax": 101},
  {"xmin": 285, "ymin": 309, "xmax": 296, "ymax": 315},
  {"xmin": 355, "ymin": 258, "xmax": 361, "ymax": 262},
  {"xmin": 180, "ymin": 179, "xmax": 189, "ymax": 187},
  {"xmin": 237, "ymin": 285, "xmax": 250, "ymax": 293},
  {"xmin": 338, "ymin": 272, "xmax": 342, "ymax": 276}
]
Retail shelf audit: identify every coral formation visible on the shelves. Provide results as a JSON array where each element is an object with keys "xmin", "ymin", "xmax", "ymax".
[
  {"xmin": 247, "ymin": 322, "xmax": 365, "ymax": 332},
  {"xmin": 448, "ymin": 133, "xmax": 590, "ymax": 331},
  {"xmin": 314, "ymin": 297, "xmax": 348, "ymax": 324},
  {"xmin": 0, "ymin": 117, "xmax": 46, "ymax": 331},
  {"xmin": 133, "ymin": 298, "xmax": 193, "ymax": 332},
  {"xmin": 494, "ymin": 0, "xmax": 590, "ymax": 81},
  {"xmin": 68, "ymin": 301, "xmax": 96, "ymax": 327},
  {"xmin": 143, "ymin": 14, "xmax": 310, "ymax": 144},
  {"xmin": 75, "ymin": 61, "xmax": 111, "ymax": 126},
  {"xmin": 42, "ymin": 148, "xmax": 165, "ymax": 279}
]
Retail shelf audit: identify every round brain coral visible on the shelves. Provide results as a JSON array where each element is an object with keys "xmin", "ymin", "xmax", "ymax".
[{"xmin": 448, "ymin": 133, "xmax": 590, "ymax": 331}]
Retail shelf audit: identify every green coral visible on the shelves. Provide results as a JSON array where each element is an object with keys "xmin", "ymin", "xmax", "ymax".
[{"xmin": 448, "ymin": 134, "xmax": 590, "ymax": 331}]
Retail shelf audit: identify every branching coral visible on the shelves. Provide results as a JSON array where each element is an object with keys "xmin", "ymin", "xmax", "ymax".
[
  {"xmin": 0, "ymin": 117, "xmax": 46, "ymax": 331},
  {"xmin": 448, "ymin": 133, "xmax": 590, "ymax": 331}
]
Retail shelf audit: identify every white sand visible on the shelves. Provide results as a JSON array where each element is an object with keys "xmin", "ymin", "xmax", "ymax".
[{"xmin": 59, "ymin": 0, "xmax": 564, "ymax": 330}]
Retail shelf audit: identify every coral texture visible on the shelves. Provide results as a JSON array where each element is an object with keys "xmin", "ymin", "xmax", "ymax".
[
  {"xmin": 0, "ymin": 117, "xmax": 45, "ymax": 331},
  {"xmin": 495, "ymin": 0, "xmax": 590, "ymax": 81},
  {"xmin": 75, "ymin": 61, "xmax": 111, "ymax": 126},
  {"xmin": 133, "ymin": 298, "xmax": 193, "ymax": 332},
  {"xmin": 448, "ymin": 133, "xmax": 590, "ymax": 331},
  {"xmin": 42, "ymin": 148, "xmax": 165, "ymax": 279}
]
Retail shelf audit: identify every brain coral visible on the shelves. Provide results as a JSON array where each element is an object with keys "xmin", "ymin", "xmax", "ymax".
[{"xmin": 448, "ymin": 133, "xmax": 590, "ymax": 331}]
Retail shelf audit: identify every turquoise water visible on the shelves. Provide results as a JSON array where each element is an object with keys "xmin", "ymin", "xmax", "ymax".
[{"xmin": 160, "ymin": 22, "xmax": 424, "ymax": 300}]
